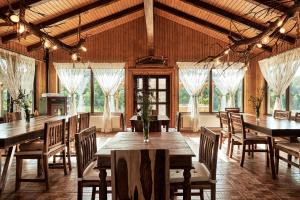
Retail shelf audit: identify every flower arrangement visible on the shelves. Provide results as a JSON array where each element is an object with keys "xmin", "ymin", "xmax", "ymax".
[
  {"xmin": 248, "ymin": 87, "xmax": 266, "ymax": 119},
  {"xmin": 12, "ymin": 88, "xmax": 32, "ymax": 123}
]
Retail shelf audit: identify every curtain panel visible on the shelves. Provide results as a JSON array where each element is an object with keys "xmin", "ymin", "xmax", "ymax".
[
  {"xmin": 259, "ymin": 48, "xmax": 300, "ymax": 113},
  {"xmin": 90, "ymin": 63, "xmax": 125, "ymax": 132},
  {"xmin": 177, "ymin": 62, "xmax": 210, "ymax": 131},
  {"xmin": 54, "ymin": 62, "xmax": 89, "ymax": 115}
]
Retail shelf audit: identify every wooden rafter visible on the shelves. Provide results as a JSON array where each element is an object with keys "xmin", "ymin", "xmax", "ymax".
[
  {"xmin": 143, "ymin": 0, "xmax": 155, "ymax": 55},
  {"xmin": 182, "ymin": 0, "xmax": 295, "ymax": 44},
  {"xmin": 27, "ymin": 3, "xmax": 144, "ymax": 52},
  {"xmin": 0, "ymin": 0, "xmax": 45, "ymax": 14},
  {"xmin": 154, "ymin": 2, "xmax": 272, "ymax": 52},
  {"xmin": 250, "ymin": 0, "xmax": 289, "ymax": 13},
  {"xmin": 1, "ymin": 0, "xmax": 117, "ymax": 43}
]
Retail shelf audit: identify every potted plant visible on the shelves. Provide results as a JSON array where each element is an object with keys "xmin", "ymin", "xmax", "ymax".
[
  {"xmin": 249, "ymin": 87, "xmax": 266, "ymax": 121},
  {"xmin": 13, "ymin": 88, "xmax": 32, "ymax": 123}
]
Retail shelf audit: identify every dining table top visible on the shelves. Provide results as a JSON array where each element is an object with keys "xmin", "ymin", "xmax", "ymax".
[
  {"xmin": 0, "ymin": 115, "xmax": 68, "ymax": 148},
  {"xmin": 129, "ymin": 115, "xmax": 170, "ymax": 121}
]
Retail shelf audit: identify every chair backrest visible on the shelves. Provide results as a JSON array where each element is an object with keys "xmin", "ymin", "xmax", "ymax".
[
  {"xmin": 134, "ymin": 120, "xmax": 162, "ymax": 132},
  {"xmin": 4, "ymin": 112, "xmax": 22, "ymax": 123},
  {"xmin": 294, "ymin": 112, "xmax": 300, "ymax": 122},
  {"xmin": 111, "ymin": 112, "xmax": 125, "ymax": 131},
  {"xmin": 225, "ymin": 107, "xmax": 240, "ymax": 113},
  {"xmin": 274, "ymin": 110, "xmax": 291, "ymax": 120},
  {"xmin": 230, "ymin": 113, "xmax": 246, "ymax": 139},
  {"xmin": 79, "ymin": 112, "xmax": 90, "ymax": 131},
  {"xmin": 219, "ymin": 111, "xmax": 230, "ymax": 131},
  {"xmin": 75, "ymin": 126, "xmax": 97, "ymax": 178},
  {"xmin": 111, "ymin": 149, "xmax": 169, "ymax": 200},
  {"xmin": 198, "ymin": 127, "xmax": 219, "ymax": 181},
  {"xmin": 44, "ymin": 119, "xmax": 66, "ymax": 153},
  {"xmin": 68, "ymin": 115, "xmax": 78, "ymax": 141},
  {"xmin": 176, "ymin": 112, "xmax": 193, "ymax": 132}
]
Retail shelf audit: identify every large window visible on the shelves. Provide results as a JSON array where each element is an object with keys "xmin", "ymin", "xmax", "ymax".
[
  {"xmin": 289, "ymin": 68, "xmax": 300, "ymax": 114},
  {"xmin": 267, "ymin": 88, "xmax": 286, "ymax": 114}
]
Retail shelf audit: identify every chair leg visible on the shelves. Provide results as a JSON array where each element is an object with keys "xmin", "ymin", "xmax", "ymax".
[
  {"xmin": 251, "ymin": 144, "xmax": 254, "ymax": 158},
  {"xmin": 43, "ymin": 155, "xmax": 50, "ymax": 190},
  {"xmin": 229, "ymin": 139, "xmax": 234, "ymax": 158},
  {"xmin": 219, "ymin": 133, "xmax": 223, "ymax": 150},
  {"xmin": 248, "ymin": 144, "xmax": 251, "ymax": 156},
  {"xmin": 240, "ymin": 143, "xmax": 246, "ymax": 167},
  {"xmin": 62, "ymin": 150, "xmax": 68, "ymax": 175},
  {"xmin": 200, "ymin": 189, "xmax": 204, "ymax": 200},
  {"xmin": 92, "ymin": 186, "xmax": 96, "ymax": 200},
  {"xmin": 266, "ymin": 145, "xmax": 270, "ymax": 168},
  {"xmin": 77, "ymin": 181, "xmax": 83, "ymax": 200},
  {"xmin": 226, "ymin": 137, "xmax": 231, "ymax": 156},
  {"xmin": 288, "ymin": 154, "xmax": 292, "ymax": 168},
  {"xmin": 67, "ymin": 143, "xmax": 72, "ymax": 171},
  {"xmin": 37, "ymin": 158, "xmax": 43, "ymax": 176},
  {"xmin": 275, "ymin": 148, "xmax": 279, "ymax": 175},
  {"xmin": 211, "ymin": 184, "xmax": 216, "ymax": 200},
  {"xmin": 15, "ymin": 157, "xmax": 22, "ymax": 191}
]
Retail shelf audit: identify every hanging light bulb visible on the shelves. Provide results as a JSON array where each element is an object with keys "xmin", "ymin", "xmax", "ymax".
[
  {"xmin": 262, "ymin": 36, "xmax": 270, "ymax": 44},
  {"xmin": 216, "ymin": 58, "xmax": 220, "ymax": 65},
  {"xmin": 256, "ymin": 43, "xmax": 262, "ymax": 48},
  {"xmin": 277, "ymin": 20, "xmax": 283, "ymax": 27},
  {"xmin": 9, "ymin": 14, "xmax": 19, "ymax": 23},
  {"xmin": 81, "ymin": 46, "xmax": 87, "ymax": 52},
  {"xmin": 44, "ymin": 39, "xmax": 51, "ymax": 49},
  {"xmin": 52, "ymin": 45, "xmax": 58, "ymax": 50},
  {"xmin": 224, "ymin": 49, "xmax": 230, "ymax": 54},
  {"xmin": 17, "ymin": 23, "xmax": 25, "ymax": 34},
  {"xmin": 71, "ymin": 53, "xmax": 78, "ymax": 61},
  {"xmin": 279, "ymin": 27, "xmax": 286, "ymax": 33}
]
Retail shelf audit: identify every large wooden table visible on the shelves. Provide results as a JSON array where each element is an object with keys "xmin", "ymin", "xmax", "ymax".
[
  {"xmin": 130, "ymin": 115, "xmax": 170, "ymax": 132},
  {"xmin": 96, "ymin": 132, "xmax": 195, "ymax": 200},
  {"xmin": 242, "ymin": 114, "xmax": 300, "ymax": 179},
  {"xmin": 0, "ymin": 115, "xmax": 67, "ymax": 193}
]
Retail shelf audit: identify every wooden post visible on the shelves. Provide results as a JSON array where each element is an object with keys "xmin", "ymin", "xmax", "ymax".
[{"xmin": 44, "ymin": 48, "xmax": 49, "ymax": 93}]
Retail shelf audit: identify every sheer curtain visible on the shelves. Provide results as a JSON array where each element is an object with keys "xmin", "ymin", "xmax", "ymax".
[
  {"xmin": 0, "ymin": 49, "xmax": 35, "ymax": 111},
  {"xmin": 90, "ymin": 63, "xmax": 125, "ymax": 132},
  {"xmin": 177, "ymin": 62, "xmax": 210, "ymax": 131},
  {"xmin": 259, "ymin": 48, "xmax": 300, "ymax": 113},
  {"xmin": 77, "ymin": 75, "xmax": 89, "ymax": 113},
  {"xmin": 54, "ymin": 62, "xmax": 88, "ymax": 115},
  {"xmin": 213, "ymin": 63, "xmax": 246, "ymax": 110}
]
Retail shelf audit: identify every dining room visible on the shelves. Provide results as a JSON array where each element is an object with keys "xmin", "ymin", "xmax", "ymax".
[{"xmin": 0, "ymin": 0, "xmax": 300, "ymax": 200}]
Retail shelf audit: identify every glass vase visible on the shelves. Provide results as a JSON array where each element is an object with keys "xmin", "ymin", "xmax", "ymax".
[
  {"xmin": 25, "ymin": 109, "xmax": 30, "ymax": 123},
  {"xmin": 255, "ymin": 107, "xmax": 260, "ymax": 121},
  {"xmin": 143, "ymin": 120, "xmax": 149, "ymax": 143}
]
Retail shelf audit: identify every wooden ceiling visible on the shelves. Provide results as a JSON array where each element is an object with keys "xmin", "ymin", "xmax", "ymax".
[{"xmin": 0, "ymin": 0, "xmax": 297, "ymax": 53}]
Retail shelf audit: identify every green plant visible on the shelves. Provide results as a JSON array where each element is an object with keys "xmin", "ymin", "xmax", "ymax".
[
  {"xmin": 248, "ymin": 87, "xmax": 266, "ymax": 111},
  {"xmin": 12, "ymin": 88, "xmax": 31, "ymax": 112}
]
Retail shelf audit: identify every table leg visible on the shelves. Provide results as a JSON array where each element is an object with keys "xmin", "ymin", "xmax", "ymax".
[
  {"xmin": 0, "ymin": 146, "xmax": 16, "ymax": 193},
  {"xmin": 268, "ymin": 137, "xmax": 276, "ymax": 179},
  {"xmin": 183, "ymin": 167, "xmax": 191, "ymax": 200},
  {"xmin": 99, "ymin": 169, "xmax": 107, "ymax": 200}
]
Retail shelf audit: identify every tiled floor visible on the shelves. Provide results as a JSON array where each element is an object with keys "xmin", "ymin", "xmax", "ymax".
[{"xmin": 1, "ymin": 132, "xmax": 300, "ymax": 200}]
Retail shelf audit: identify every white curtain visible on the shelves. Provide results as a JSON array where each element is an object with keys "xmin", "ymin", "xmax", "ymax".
[
  {"xmin": 213, "ymin": 62, "xmax": 246, "ymax": 110},
  {"xmin": 259, "ymin": 48, "xmax": 300, "ymax": 113},
  {"xmin": 177, "ymin": 62, "xmax": 210, "ymax": 131},
  {"xmin": 54, "ymin": 62, "xmax": 89, "ymax": 115},
  {"xmin": 0, "ymin": 49, "xmax": 35, "ymax": 112},
  {"xmin": 77, "ymin": 75, "xmax": 89, "ymax": 113},
  {"xmin": 90, "ymin": 63, "xmax": 125, "ymax": 132}
]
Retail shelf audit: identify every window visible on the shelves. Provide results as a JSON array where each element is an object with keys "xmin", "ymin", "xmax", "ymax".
[
  {"xmin": 267, "ymin": 88, "xmax": 286, "ymax": 114},
  {"xmin": 178, "ymin": 78, "xmax": 209, "ymax": 112},
  {"xmin": 0, "ymin": 88, "xmax": 8, "ymax": 116},
  {"xmin": 289, "ymin": 68, "xmax": 300, "ymax": 113}
]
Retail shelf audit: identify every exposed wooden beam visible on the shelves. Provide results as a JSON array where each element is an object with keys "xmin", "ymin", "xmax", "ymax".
[
  {"xmin": 27, "ymin": 3, "xmax": 144, "ymax": 52},
  {"xmin": 2, "ymin": 0, "xmax": 117, "ymax": 43},
  {"xmin": 182, "ymin": 0, "xmax": 295, "ymax": 44},
  {"xmin": 250, "ymin": 0, "xmax": 289, "ymax": 13},
  {"xmin": 154, "ymin": 2, "xmax": 272, "ymax": 52},
  {"xmin": 143, "ymin": 0, "xmax": 154, "ymax": 55},
  {"xmin": 0, "ymin": 0, "xmax": 48, "ymax": 14}
]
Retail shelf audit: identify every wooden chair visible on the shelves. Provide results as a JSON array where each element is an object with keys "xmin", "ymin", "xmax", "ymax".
[
  {"xmin": 170, "ymin": 127, "xmax": 219, "ymax": 200},
  {"xmin": 111, "ymin": 112, "xmax": 125, "ymax": 132},
  {"xmin": 75, "ymin": 126, "xmax": 111, "ymax": 200},
  {"xmin": 15, "ymin": 119, "xmax": 68, "ymax": 190},
  {"xmin": 176, "ymin": 112, "xmax": 194, "ymax": 132},
  {"xmin": 219, "ymin": 111, "xmax": 231, "ymax": 155},
  {"xmin": 225, "ymin": 107, "xmax": 240, "ymax": 113},
  {"xmin": 4, "ymin": 112, "xmax": 22, "ymax": 122},
  {"xmin": 111, "ymin": 149, "xmax": 169, "ymax": 200},
  {"xmin": 79, "ymin": 112, "xmax": 90, "ymax": 132},
  {"xmin": 229, "ymin": 113, "xmax": 271, "ymax": 167},
  {"xmin": 134, "ymin": 120, "xmax": 162, "ymax": 132}
]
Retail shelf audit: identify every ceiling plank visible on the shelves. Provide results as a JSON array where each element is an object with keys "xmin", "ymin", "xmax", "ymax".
[
  {"xmin": 154, "ymin": 2, "xmax": 272, "ymax": 52},
  {"xmin": 250, "ymin": 0, "xmax": 288, "ymax": 13},
  {"xmin": 182, "ymin": 0, "xmax": 295, "ymax": 44},
  {"xmin": 143, "ymin": 0, "xmax": 154, "ymax": 55},
  {"xmin": 0, "ymin": 0, "xmax": 48, "ymax": 14},
  {"xmin": 27, "ymin": 3, "xmax": 144, "ymax": 52},
  {"xmin": 2, "ymin": 0, "xmax": 117, "ymax": 43}
]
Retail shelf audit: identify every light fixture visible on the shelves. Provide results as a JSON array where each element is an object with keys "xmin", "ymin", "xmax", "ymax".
[
  {"xmin": 256, "ymin": 43, "xmax": 262, "ymax": 48},
  {"xmin": 81, "ymin": 46, "xmax": 87, "ymax": 52},
  {"xmin": 9, "ymin": 14, "xmax": 19, "ymax": 23},
  {"xmin": 216, "ymin": 58, "xmax": 220, "ymax": 65},
  {"xmin": 224, "ymin": 49, "xmax": 230, "ymax": 54},
  {"xmin": 262, "ymin": 36, "xmax": 269, "ymax": 44},
  {"xmin": 277, "ymin": 20, "xmax": 283, "ymax": 27},
  {"xmin": 17, "ymin": 23, "xmax": 25, "ymax": 34},
  {"xmin": 71, "ymin": 53, "xmax": 78, "ymax": 61},
  {"xmin": 52, "ymin": 45, "xmax": 57, "ymax": 50},
  {"xmin": 279, "ymin": 27, "xmax": 286, "ymax": 33},
  {"xmin": 44, "ymin": 39, "xmax": 51, "ymax": 49}
]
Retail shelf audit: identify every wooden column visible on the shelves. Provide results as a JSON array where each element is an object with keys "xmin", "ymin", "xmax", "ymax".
[{"xmin": 44, "ymin": 49, "xmax": 49, "ymax": 93}]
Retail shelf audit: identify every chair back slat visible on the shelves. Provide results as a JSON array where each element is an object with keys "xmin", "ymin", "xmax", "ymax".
[
  {"xmin": 274, "ymin": 110, "xmax": 291, "ymax": 120},
  {"xmin": 225, "ymin": 107, "xmax": 240, "ymax": 113},
  {"xmin": 219, "ymin": 111, "xmax": 230, "ymax": 130},
  {"xmin": 44, "ymin": 119, "xmax": 66, "ymax": 153},
  {"xmin": 111, "ymin": 149, "xmax": 169, "ymax": 200},
  {"xmin": 79, "ymin": 113, "xmax": 90, "ymax": 131},
  {"xmin": 294, "ymin": 112, "xmax": 300, "ymax": 122},
  {"xmin": 4, "ymin": 112, "xmax": 22, "ymax": 123},
  {"xmin": 230, "ymin": 113, "xmax": 246, "ymax": 139},
  {"xmin": 75, "ymin": 126, "xmax": 97, "ymax": 178},
  {"xmin": 68, "ymin": 115, "xmax": 78, "ymax": 141},
  {"xmin": 198, "ymin": 127, "xmax": 219, "ymax": 181}
]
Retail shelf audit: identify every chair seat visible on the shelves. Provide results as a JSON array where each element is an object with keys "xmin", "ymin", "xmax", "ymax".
[
  {"xmin": 83, "ymin": 161, "xmax": 111, "ymax": 182},
  {"xmin": 19, "ymin": 139, "xmax": 43, "ymax": 151},
  {"xmin": 170, "ymin": 161, "xmax": 210, "ymax": 183},
  {"xmin": 275, "ymin": 142, "xmax": 300, "ymax": 154},
  {"xmin": 232, "ymin": 132, "xmax": 267, "ymax": 142}
]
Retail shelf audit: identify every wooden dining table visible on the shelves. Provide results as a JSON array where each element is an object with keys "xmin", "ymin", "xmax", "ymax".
[
  {"xmin": 96, "ymin": 131, "xmax": 195, "ymax": 200},
  {"xmin": 242, "ymin": 114, "xmax": 300, "ymax": 179},
  {"xmin": 0, "ymin": 115, "xmax": 68, "ymax": 193},
  {"xmin": 130, "ymin": 115, "xmax": 170, "ymax": 132}
]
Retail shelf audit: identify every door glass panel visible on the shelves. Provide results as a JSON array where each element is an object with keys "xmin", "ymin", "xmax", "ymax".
[
  {"xmin": 150, "ymin": 92, "xmax": 156, "ymax": 103},
  {"xmin": 158, "ymin": 78, "xmax": 166, "ymax": 89},
  {"xmin": 158, "ymin": 104, "xmax": 166, "ymax": 115},
  {"xmin": 137, "ymin": 78, "xmax": 143, "ymax": 89},
  {"xmin": 158, "ymin": 91, "xmax": 166, "ymax": 102},
  {"xmin": 149, "ymin": 78, "xmax": 156, "ymax": 89}
]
